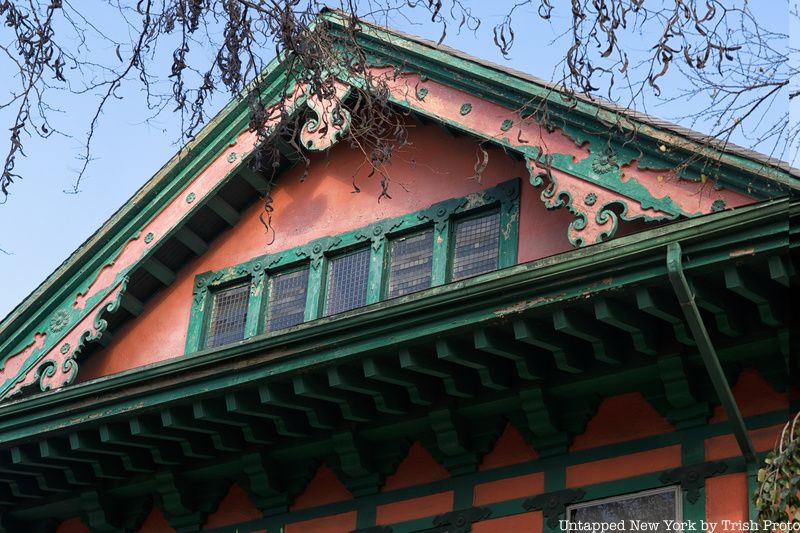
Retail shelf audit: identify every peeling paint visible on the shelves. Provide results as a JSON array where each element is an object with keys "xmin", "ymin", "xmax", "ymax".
[{"xmin": 730, "ymin": 247, "xmax": 756, "ymax": 257}]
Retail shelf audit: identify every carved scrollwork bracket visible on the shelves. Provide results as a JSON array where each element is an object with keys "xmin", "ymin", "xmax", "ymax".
[
  {"xmin": 528, "ymin": 158, "xmax": 677, "ymax": 247},
  {"xmin": 0, "ymin": 277, "xmax": 129, "ymax": 401},
  {"xmin": 300, "ymin": 82, "xmax": 353, "ymax": 151}
]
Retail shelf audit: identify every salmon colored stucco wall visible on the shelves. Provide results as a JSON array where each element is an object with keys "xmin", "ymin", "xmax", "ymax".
[
  {"xmin": 78, "ymin": 123, "xmax": 583, "ymax": 380},
  {"xmin": 706, "ymin": 473, "xmax": 749, "ymax": 525}
]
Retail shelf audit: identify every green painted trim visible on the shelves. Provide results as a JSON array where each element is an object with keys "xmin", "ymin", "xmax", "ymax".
[
  {"xmin": 186, "ymin": 179, "xmax": 520, "ymax": 352},
  {"xmin": 305, "ymin": 263, "xmax": 325, "ymax": 322},
  {"xmin": 542, "ymin": 463, "xmax": 567, "ymax": 533},
  {"xmin": 431, "ymin": 221, "xmax": 450, "ymax": 288},
  {"xmin": 681, "ymin": 435, "xmax": 705, "ymax": 527}
]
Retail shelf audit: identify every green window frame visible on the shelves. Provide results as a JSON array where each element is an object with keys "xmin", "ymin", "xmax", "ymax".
[{"xmin": 186, "ymin": 178, "xmax": 520, "ymax": 353}]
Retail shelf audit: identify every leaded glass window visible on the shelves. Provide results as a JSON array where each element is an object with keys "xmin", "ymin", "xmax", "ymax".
[
  {"xmin": 265, "ymin": 268, "xmax": 309, "ymax": 332},
  {"xmin": 325, "ymin": 248, "xmax": 370, "ymax": 315},
  {"xmin": 567, "ymin": 487, "xmax": 680, "ymax": 533},
  {"xmin": 206, "ymin": 282, "xmax": 249, "ymax": 348},
  {"xmin": 387, "ymin": 229, "xmax": 434, "ymax": 298},
  {"xmin": 451, "ymin": 211, "xmax": 500, "ymax": 281}
]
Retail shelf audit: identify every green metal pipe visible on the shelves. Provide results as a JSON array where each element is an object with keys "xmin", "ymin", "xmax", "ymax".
[{"xmin": 666, "ymin": 242, "xmax": 756, "ymax": 463}]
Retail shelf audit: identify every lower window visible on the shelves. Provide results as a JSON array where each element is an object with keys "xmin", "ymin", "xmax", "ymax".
[{"xmin": 566, "ymin": 486, "xmax": 681, "ymax": 532}]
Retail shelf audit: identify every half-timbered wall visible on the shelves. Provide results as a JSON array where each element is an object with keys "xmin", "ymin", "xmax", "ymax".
[{"xmin": 53, "ymin": 370, "xmax": 789, "ymax": 532}]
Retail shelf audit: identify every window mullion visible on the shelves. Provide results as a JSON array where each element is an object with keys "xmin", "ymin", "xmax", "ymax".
[
  {"xmin": 304, "ymin": 260, "xmax": 325, "ymax": 321},
  {"xmin": 431, "ymin": 222, "xmax": 451, "ymax": 287},
  {"xmin": 185, "ymin": 288, "xmax": 211, "ymax": 353},
  {"xmin": 365, "ymin": 240, "xmax": 386, "ymax": 305},
  {"xmin": 244, "ymin": 273, "xmax": 265, "ymax": 339},
  {"xmin": 498, "ymin": 201, "xmax": 519, "ymax": 269}
]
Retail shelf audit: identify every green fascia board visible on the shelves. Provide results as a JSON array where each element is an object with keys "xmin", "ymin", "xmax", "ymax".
[
  {"xmin": 0, "ymin": 198, "xmax": 790, "ymax": 444},
  {"xmin": 320, "ymin": 11, "xmax": 797, "ymax": 197}
]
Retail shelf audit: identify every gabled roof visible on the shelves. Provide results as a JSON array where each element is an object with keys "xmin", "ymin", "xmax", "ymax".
[{"xmin": 0, "ymin": 11, "xmax": 796, "ymax": 403}]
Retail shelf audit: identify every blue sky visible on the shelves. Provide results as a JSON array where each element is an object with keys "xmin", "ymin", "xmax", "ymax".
[{"xmin": 0, "ymin": 2, "xmax": 791, "ymax": 320}]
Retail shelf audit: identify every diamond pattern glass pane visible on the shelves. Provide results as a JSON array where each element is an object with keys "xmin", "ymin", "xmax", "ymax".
[
  {"xmin": 206, "ymin": 282, "xmax": 249, "ymax": 348},
  {"xmin": 388, "ymin": 229, "xmax": 433, "ymax": 298},
  {"xmin": 570, "ymin": 488, "xmax": 678, "ymax": 532},
  {"xmin": 265, "ymin": 268, "xmax": 309, "ymax": 332},
  {"xmin": 451, "ymin": 211, "xmax": 500, "ymax": 281},
  {"xmin": 325, "ymin": 248, "xmax": 370, "ymax": 315}
]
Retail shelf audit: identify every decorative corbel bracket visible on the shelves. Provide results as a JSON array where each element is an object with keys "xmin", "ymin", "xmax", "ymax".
[
  {"xmin": 300, "ymin": 82, "xmax": 353, "ymax": 151},
  {"xmin": 331, "ymin": 430, "xmax": 382, "ymax": 496},
  {"xmin": 80, "ymin": 490, "xmax": 150, "ymax": 533},
  {"xmin": 424, "ymin": 408, "xmax": 479, "ymax": 475},
  {"xmin": 516, "ymin": 386, "xmax": 569, "ymax": 457},
  {"xmin": 659, "ymin": 461, "xmax": 727, "ymax": 503},
  {"xmin": 155, "ymin": 471, "xmax": 228, "ymax": 532},
  {"xmin": 237, "ymin": 452, "xmax": 291, "ymax": 515},
  {"xmin": 523, "ymin": 488, "xmax": 586, "ymax": 528}
]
